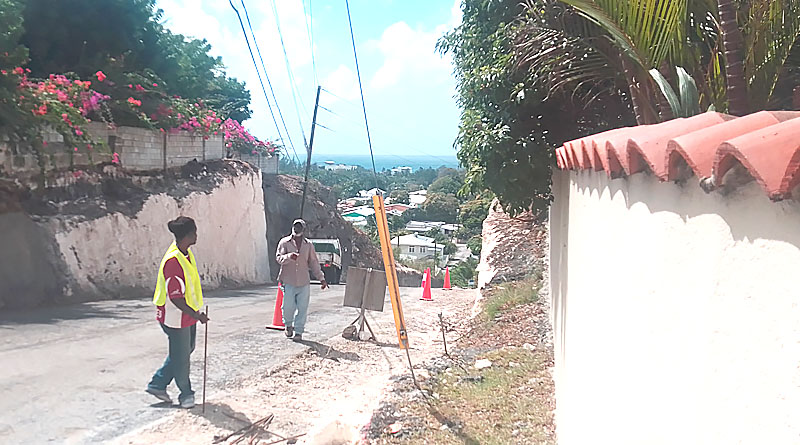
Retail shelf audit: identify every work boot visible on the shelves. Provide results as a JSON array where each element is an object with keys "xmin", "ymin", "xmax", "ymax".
[
  {"xmin": 292, "ymin": 333, "xmax": 303, "ymax": 342},
  {"xmin": 284, "ymin": 326, "xmax": 294, "ymax": 338}
]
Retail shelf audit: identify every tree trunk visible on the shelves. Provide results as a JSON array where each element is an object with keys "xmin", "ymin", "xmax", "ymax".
[
  {"xmin": 622, "ymin": 57, "xmax": 649, "ymax": 125},
  {"xmin": 718, "ymin": 0, "xmax": 749, "ymax": 115}
]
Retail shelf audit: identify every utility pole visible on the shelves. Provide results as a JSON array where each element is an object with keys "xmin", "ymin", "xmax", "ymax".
[{"xmin": 300, "ymin": 85, "xmax": 322, "ymax": 219}]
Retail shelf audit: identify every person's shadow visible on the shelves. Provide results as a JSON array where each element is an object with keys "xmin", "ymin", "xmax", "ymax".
[{"xmin": 296, "ymin": 339, "xmax": 361, "ymax": 362}]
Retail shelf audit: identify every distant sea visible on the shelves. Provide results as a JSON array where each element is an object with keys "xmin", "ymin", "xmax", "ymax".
[{"xmin": 311, "ymin": 154, "xmax": 460, "ymax": 172}]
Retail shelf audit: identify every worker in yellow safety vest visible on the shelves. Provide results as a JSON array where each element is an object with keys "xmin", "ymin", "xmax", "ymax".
[{"xmin": 146, "ymin": 216, "xmax": 209, "ymax": 409}]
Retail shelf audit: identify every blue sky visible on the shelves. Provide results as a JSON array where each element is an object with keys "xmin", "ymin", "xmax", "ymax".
[{"xmin": 156, "ymin": 0, "xmax": 462, "ymax": 163}]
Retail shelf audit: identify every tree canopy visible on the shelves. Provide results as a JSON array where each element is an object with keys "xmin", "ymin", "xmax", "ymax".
[{"xmin": 19, "ymin": 0, "xmax": 251, "ymax": 121}]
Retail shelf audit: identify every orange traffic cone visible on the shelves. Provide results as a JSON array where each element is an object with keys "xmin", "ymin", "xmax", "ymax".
[
  {"xmin": 444, "ymin": 267, "xmax": 451, "ymax": 290},
  {"xmin": 421, "ymin": 269, "xmax": 432, "ymax": 301},
  {"xmin": 265, "ymin": 284, "xmax": 285, "ymax": 330}
]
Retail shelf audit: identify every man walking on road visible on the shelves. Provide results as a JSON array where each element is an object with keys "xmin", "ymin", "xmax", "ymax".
[
  {"xmin": 146, "ymin": 216, "xmax": 209, "ymax": 409},
  {"xmin": 276, "ymin": 219, "xmax": 328, "ymax": 341}
]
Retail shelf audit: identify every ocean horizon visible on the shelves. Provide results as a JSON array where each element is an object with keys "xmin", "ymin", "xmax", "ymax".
[{"xmin": 310, "ymin": 154, "xmax": 460, "ymax": 171}]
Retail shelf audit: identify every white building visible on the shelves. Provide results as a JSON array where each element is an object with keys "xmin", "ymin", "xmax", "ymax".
[
  {"xmin": 321, "ymin": 161, "xmax": 357, "ymax": 171},
  {"xmin": 390, "ymin": 166, "xmax": 413, "ymax": 175},
  {"xmin": 409, "ymin": 189, "xmax": 427, "ymax": 206},
  {"xmin": 406, "ymin": 221, "xmax": 452, "ymax": 234},
  {"xmin": 390, "ymin": 234, "xmax": 445, "ymax": 260},
  {"xmin": 357, "ymin": 188, "xmax": 386, "ymax": 198}
]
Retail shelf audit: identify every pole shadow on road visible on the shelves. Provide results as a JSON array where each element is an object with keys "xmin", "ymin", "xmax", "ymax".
[{"xmin": 296, "ymin": 339, "xmax": 361, "ymax": 362}]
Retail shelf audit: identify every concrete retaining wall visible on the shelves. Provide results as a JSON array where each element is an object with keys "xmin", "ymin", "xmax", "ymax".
[{"xmin": 0, "ymin": 163, "xmax": 270, "ymax": 310}]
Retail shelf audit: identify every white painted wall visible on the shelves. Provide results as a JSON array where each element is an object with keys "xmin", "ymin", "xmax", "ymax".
[
  {"xmin": 550, "ymin": 170, "xmax": 800, "ymax": 444},
  {"xmin": 48, "ymin": 172, "xmax": 270, "ymax": 298}
]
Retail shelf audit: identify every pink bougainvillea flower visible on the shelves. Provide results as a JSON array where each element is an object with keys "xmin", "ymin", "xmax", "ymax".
[
  {"xmin": 74, "ymin": 147, "xmax": 78, "ymax": 152},
  {"xmin": 74, "ymin": 128, "xmax": 83, "ymax": 136},
  {"xmin": 127, "ymin": 84, "xmax": 133, "ymax": 89},
  {"xmin": 135, "ymin": 84, "xmax": 145, "ymax": 92},
  {"xmin": 42, "ymin": 141, "xmax": 48, "ymax": 147},
  {"xmin": 112, "ymin": 153, "xmax": 120, "ymax": 164},
  {"xmin": 152, "ymin": 83, "xmax": 158, "ymax": 87},
  {"xmin": 1, "ymin": 70, "xmax": 6, "ymax": 75},
  {"xmin": 95, "ymin": 71, "xmax": 107, "ymax": 82},
  {"xmin": 127, "ymin": 97, "xmax": 142, "ymax": 107},
  {"xmin": 13, "ymin": 67, "xmax": 23, "ymax": 75}
]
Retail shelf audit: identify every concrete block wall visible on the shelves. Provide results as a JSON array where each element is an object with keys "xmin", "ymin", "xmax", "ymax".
[
  {"xmin": 1, "ymin": 124, "xmax": 227, "ymax": 176},
  {"xmin": 115, "ymin": 126, "xmax": 166, "ymax": 170},
  {"xmin": 239, "ymin": 153, "xmax": 279, "ymax": 175}
]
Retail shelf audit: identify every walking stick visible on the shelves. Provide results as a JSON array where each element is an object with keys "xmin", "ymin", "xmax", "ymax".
[{"xmin": 202, "ymin": 305, "xmax": 208, "ymax": 414}]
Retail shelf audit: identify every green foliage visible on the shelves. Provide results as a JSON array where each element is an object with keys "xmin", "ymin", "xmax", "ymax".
[
  {"xmin": 450, "ymin": 256, "xmax": 479, "ymax": 288},
  {"xmin": 19, "ymin": 0, "xmax": 251, "ymax": 121},
  {"xmin": 649, "ymin": 66, "xmax": 701, "ymax": 118},
  {"xmin": 467, "ymin": 235, "xmax": 482, "ymax": 257},
  {"xmin": 428, "ymin": 172, "xmax": 464, "ymax": 196},
  {"xmin": 459, "ymin": 196, "xmax": 492, "ymax": 235},
  {"xmin": 421, "ymin": 193, "xmax": 460, "ymax": 224},
  {"xmin": 389, "ymin": 189, "xmax": 410, "ymax": 204},
  {"xmin": 0, "ymin": 0, "xmax": 32, "ymax": 135},
  {"xmin": 439, "ymin": 0, "xmax": 634, "ymax": 216}
]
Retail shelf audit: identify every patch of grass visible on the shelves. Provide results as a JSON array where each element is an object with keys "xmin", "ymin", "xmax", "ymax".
[
  {"xmin": 484, "ymin": 274, "xmax": 542, "ymax": 322},
  {"xmin": 385, "ymin": 348, "xmax": 555, "ymax": 445}
]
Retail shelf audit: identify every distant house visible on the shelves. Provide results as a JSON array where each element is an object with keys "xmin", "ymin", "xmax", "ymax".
[
  {"xmin": 406, "ymin": 220, "xmax": 446, "ymax": 234},
  {"xmin": 441, "ymin": 223, "xmax": 461, "ymax": 236},
  {"xmin": 385, "ymin": 203, "xmax": 412, "ymax": 214},
  {"xmin": 321, "ymin": 161, "xmax": 357, "ymax": 171},
  {"xmin": 341, "ymin": 206, "xmax": 375, "ymax": 219},
  {"xmin": 343, "ymin": 215, "xmax": 368, "ymax": 227},
  {"xmin": 358, "ymin": 188, "xmax": 386, "ymax": 198},
  {"xmin": 390, "ymin": 233, "xmax": 445, "ymax": 260},
  {"xmin": 409, "ymin": 189, "xmax": 427, "ymax": 206},
  {"xmin": 390, "ymin": 166, "xmax": 413, "ymax": 175}
]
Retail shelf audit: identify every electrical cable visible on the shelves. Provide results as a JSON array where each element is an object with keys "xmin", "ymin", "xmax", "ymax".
[
  {"xmin": 239, "ymin": 0, "xmax": 302, "ymax": 165},
  {"xmin": 344, "ymin": 0, "xmax": 379, "ymax": 188},
  {"xmin": 229, "ymin": 0, "xmax": 300, "ymax": 164},
  {"xmin": 270, "ymin": 0, "xmax": 311, "ymax": 150}
]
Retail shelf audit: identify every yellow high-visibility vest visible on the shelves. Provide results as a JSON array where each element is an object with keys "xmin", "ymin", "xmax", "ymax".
[{"xmin": 153, "ymin": 242, "xmax": 204, "ymax": 310}]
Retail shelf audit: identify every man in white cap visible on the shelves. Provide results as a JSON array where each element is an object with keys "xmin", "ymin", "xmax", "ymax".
[{"xmin": 275, "ymin": 219, "xmax": 328, "ymax": 341}]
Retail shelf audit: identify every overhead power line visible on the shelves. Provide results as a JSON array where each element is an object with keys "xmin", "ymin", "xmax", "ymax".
[
  {"xmin": 237, "ymin": 0, "xmax": 301, "ymax": 165},
  {"xmin": 344, "ymin": 0, "xmax": 379, "ymax": 188},
  {"xmin": 303, "ymin": 0, "xmax": 318, "ymax": 86},
  {"xmin": 270, "ymin": 0, "xmax": 311, "ymax": 150}
]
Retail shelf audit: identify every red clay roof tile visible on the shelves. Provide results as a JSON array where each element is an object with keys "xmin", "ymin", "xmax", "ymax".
[
  {"xmin": 713, "ymin": 117, "xmax": 800, "ymax": 199},
  {"xmin": 557, "ymin": 111, "xmax": 800, "ymax": 201}
]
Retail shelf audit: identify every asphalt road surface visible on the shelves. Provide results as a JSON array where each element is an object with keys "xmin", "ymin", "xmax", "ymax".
[{"xmin": 0, "ymin": 284, "xmax": 355, "ymax": 444}]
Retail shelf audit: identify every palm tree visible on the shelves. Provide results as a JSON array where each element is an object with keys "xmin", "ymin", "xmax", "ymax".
[{"xmin": 717, "ymin": 0, "xmax": 749, "ymax": 115}]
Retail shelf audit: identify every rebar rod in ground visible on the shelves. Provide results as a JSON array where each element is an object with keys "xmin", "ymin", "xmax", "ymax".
[
  {"xmin": 213, "ymin": 414, "xmax": 274, "ymax": 444},
  {"xmin": 229, "ymin": 416, "xmax": 274, "ymax": 445},
  {"xmin": 438, "ymin": 313, "xmax": 448, "ymax": 356},
  {"xmin": 262, "ymin": 433, "xmax": 307, "ymax": 445}
]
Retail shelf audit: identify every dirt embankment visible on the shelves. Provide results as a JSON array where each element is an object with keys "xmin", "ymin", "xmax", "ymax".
[
  {"xmin": 263, "ymin": 174, "xmax": 406, "ymax": 283},
  {"xmin": 477, "ymin": 199, "xmax": 546, "ymax": 289}
]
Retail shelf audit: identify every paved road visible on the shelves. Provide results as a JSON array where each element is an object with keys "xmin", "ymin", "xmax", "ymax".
[{"xmin": 0, "ymin": 284, "xmax": 355, "ymax": 444}]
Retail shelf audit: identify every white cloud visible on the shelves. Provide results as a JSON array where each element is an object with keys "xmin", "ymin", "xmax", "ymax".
[
  {"xmin": 368, "ymin": 1, "xmax": 461, "ymax": 90},
  {"xmin": 323, "ymin": 65, "xmax": 359, "ymax": 102}
]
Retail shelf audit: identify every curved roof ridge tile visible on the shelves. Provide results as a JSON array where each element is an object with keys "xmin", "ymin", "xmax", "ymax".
[
  {"xmin": 627, "ymin": 112, "xmax": 733, "ymax": 180},
  {"xmin": 713, "ymin": 118, "xmax": 800, "ymax": 199},
  {"xmin": 666, "ymin": 111, "xmax": 782, "ymax": 180}
]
